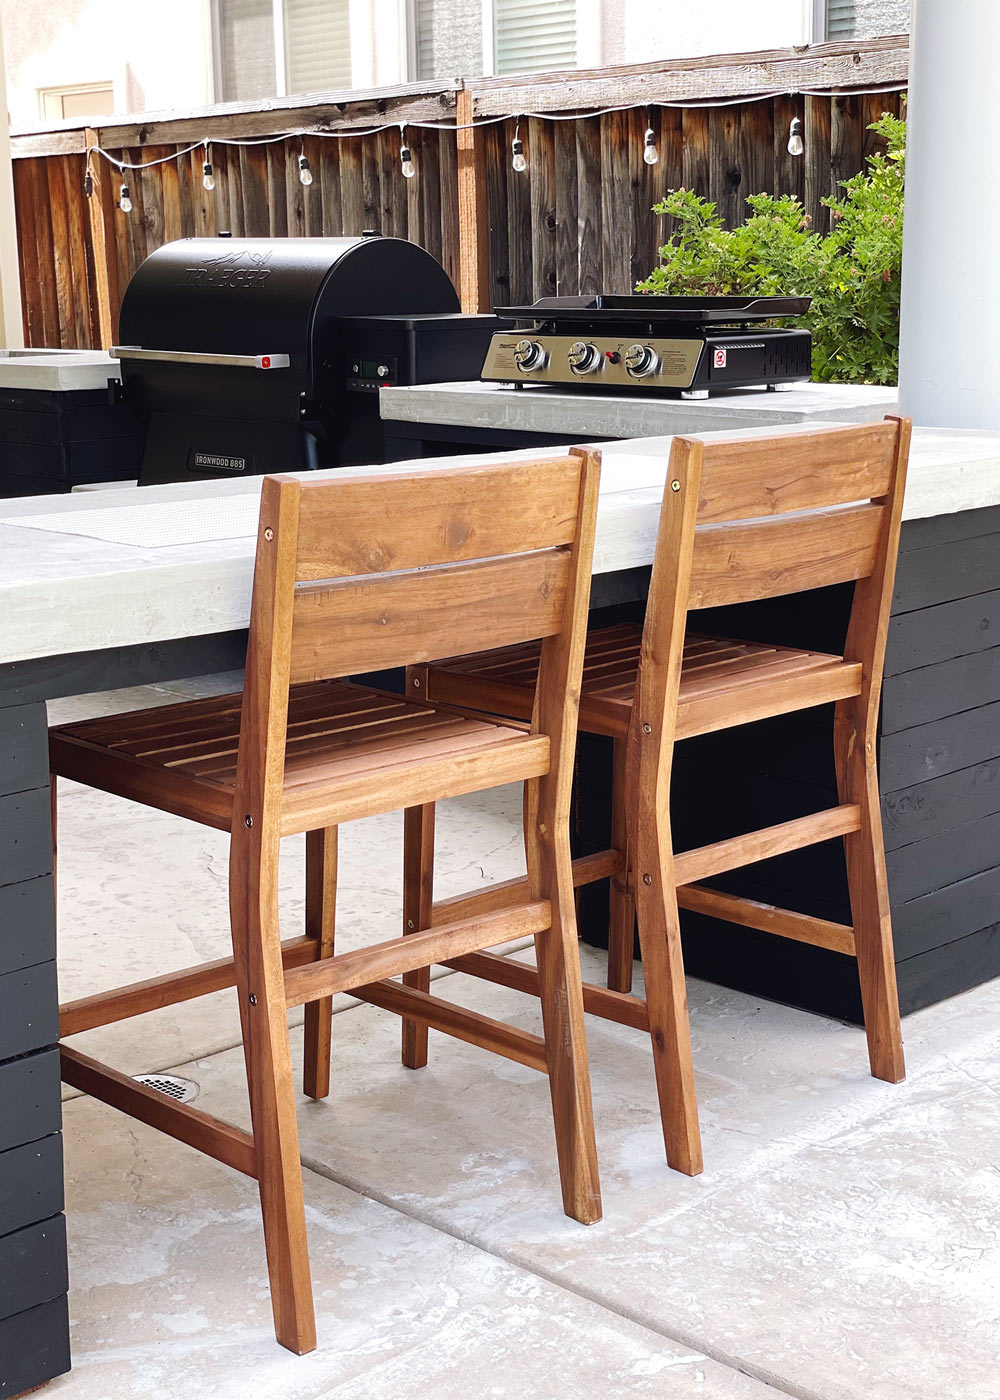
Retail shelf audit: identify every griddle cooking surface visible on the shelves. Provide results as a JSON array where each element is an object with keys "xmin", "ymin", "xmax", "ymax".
[{"xmin": 494, "ymin": 294, "xmax": 811, "ymax": 324}]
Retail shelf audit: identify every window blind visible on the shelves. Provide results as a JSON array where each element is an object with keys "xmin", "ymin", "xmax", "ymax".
[
  {"xmin": 494, "ymin": 0, "xmax": 576, "ymax": 76},
  {"xmin": 826, "ymin": 0, "xmax": 858, "ymax": 39},
  {"xmin": 284, "ymin": 0, "xmax": 352, "ymax": 93},
  {"xmin": 217, "ymin": 0, "xmax": 275, "ymax": 102}
]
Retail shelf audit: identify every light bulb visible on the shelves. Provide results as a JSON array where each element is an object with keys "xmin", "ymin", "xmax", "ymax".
[
  {"xmin": 119, "ymin": 182, "xmax": 132, "ymax": 213},
  {"xmin": 400, "ymin": 144, "xmax": 416, "ymax": 179},
  {"xmin": 298, "ymin": 154, "xmax": 313, "ymax": 187},
  {"xmin": 511, "ymin": 136, "xmax": 527, "ymax": 173},
  {"xmin": 202, "ymin": 160, "xmax": 215, "ymax": 192},
  {"xmin": 643, "ymin": 127, "xmax": 658, "ymax": 166},
  {"xmin": 787, "ymin": 117, "xmax": 804, "ymax": 157}
]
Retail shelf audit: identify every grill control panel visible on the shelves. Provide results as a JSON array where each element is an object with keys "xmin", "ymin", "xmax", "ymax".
[
  {"xmin": 482, "ymin": 335, "xmax": 703, "ymax": 389},
  {"xmin": 481, "ymin": 327, "xmax": 812, "ymax": 395}
]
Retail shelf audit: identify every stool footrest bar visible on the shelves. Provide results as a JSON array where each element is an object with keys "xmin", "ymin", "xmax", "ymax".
[
  {"xmin": 60, "ymin": 1045, "xmax": 257, "ymax": 1177},
  {"xmin": 355, "ymin": 978, "xmax": 549, "ymax": 1072}
]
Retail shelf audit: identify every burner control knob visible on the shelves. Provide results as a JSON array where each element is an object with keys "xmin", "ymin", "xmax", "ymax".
[
  {"xmin": 567, "ymin": 341, "xmax": 601, "ymax": 374},
  {"xmin": 514, "ymin": 339, "xmax": 546, "ymax": 371},
  {"xmin": 624, "ymin": 343, "xmax": 659, "ymax": 378}
]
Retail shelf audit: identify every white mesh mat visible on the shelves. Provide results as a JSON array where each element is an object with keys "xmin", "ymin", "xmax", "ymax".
[{"xmin": 0, "ymin": 495, "xmax": 260, "ymax": 548}]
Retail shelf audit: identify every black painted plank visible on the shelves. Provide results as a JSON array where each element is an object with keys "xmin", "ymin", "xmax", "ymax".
[
  {"xmin": 0, "ymin": 1137, "xmax": 63, "ymax": 1238},
  {"xmin": 882, "ymin": 645, "xmax": 1000, "ymax": 733},
  {"xmin": 882, "ymin": 758, "xmax": 1000, "ymax": 852},
  {"xmin": 887, "ymin": 810, "xmax": 1000, "ymax": 905},
  {"xmin": 0, "ymin": 877, "xmax": 54, "ymax": 978},
  {"xmin": 0, "ymin": 705, "xmax": 48, "ymax": 797},
  {"xmin": 891, "ymin": 863, "xmax": 1000, "ymax": 961},
  {"xmin": 0, "ymin": 1295, "xmax": 70, "ymax": 1397},
  {"xmin": 881, "ymin": 700, "xmax": 1000, "ymax": 791},
  {"xmin": 0, "ymin": 630, "xmax": 248, "ymax": 708},
  {"xmin": 897, "ymin": 920, "xmax": 1000, "ymax": 1016},
  {"xmin": 0, "ymin": 962, "xmax": 58, "ymax": 1060},
  {"xmin": 0, "ymin": 788, "xmax": 51, "ymax": 888},
  {"xmin": 885, "ymin": 589, "xmax": 1000, "ymax": 676},
  {"xmin": 900, "ymin": 504, "xmax": 1000, "ymax": 552},
  {"xmin": 893, "ymin": 532, "xmax": 1000, "ymax": 613},
  {"xmin": 0, "ymin": 1216, "xmax": 67, "ymax": 1324},
  {"xmin": 0, "ymin": 1051, "xmax": 61, "ymax": 1155}
]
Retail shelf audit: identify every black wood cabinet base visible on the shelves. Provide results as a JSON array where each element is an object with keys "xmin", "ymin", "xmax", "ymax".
[{"xmin": 576, "ymin": 504, "xmax": 1000, "ymax": 1023}]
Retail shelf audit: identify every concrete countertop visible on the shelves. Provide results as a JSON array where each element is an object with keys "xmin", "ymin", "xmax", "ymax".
[
  {"xmin": 0, "ymin": 349, "xmax": 121, "ymax": 392},
  {"xmin": 2, "ymin": 424, "xmax": 999, "ymax": 668},
  {"xmin": 379, "ymin": 379, "xmax": 899, "ymax": 438}
]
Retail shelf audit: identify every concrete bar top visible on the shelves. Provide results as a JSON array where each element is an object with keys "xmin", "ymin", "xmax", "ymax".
[
  {"xmin": 0, "ymin": 348, "xmax": 121, "ymax": 392},
  {"xmin": 2, "ymin": 424, "xmax": 999, "ymax": 667},
  {"xmin": 379, "ymin": 379, "xmax": 899, "ymax": 438}
]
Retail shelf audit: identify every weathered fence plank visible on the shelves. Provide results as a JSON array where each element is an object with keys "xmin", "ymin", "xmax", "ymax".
[{"xmin": 8, "ymin": 43, "xmax": 907, "ymax": 347}]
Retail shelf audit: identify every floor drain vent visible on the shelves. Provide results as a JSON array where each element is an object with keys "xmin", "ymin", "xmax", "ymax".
[{"xmin": 132, "ymin": 1074, "xmax": 199, "ymax": 1104}]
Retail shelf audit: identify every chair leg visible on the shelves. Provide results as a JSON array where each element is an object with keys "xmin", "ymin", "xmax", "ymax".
[
  {"xmin": 401, "ymin": 802, "xmax": 435, "ymax": 1069},
  {"xmin": 835, "ymin": 711, "xmax": 905, "ymax": 1084},
  {"xmin": 607, "ymin": 738, "xmax": 635, "ymax": 993},
  {"xmin": 526, "ymin": 781, "xmax": 602, "ymax": 1225},
  {"xmin": 303, "ymin": 827, "xmax": 338, "ymax": 1101},
  {"xmin": 631, "ymin": 806, "xmax": 703, "ymax": 1177},
  {"xmin": 230, "ymin": 825, "xmax": 316, "ymax": 1355}
]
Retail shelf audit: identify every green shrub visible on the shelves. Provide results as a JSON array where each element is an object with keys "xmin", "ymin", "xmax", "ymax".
[{"xmin": 637, "ymin": 112, "xmax": 905, "ymax": 385}]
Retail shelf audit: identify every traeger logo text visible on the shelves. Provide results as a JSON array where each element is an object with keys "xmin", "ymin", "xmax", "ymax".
[{"xmin": 184, "ymin": 249, "xmax": 273, "ymax": 290}]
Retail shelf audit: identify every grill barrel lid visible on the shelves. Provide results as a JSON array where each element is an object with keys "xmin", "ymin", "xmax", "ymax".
[{"xmin": 118, "ymin": 235, "xmax": 461, "ymax": 379}]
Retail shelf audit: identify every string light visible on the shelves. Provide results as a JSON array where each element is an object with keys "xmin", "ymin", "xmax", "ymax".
[
  {"xmin": 298, "ymin": 150, "xmax": 313, "ymax": 186},
  {"xmin": 642, "ymin": 114, "xmax": 658, "ymax": 166},
  {"xmin": 399, "ymin": 125, "xmax": 416, "ymax": 179},
  {"xmin": 511, "ymin": 120, "xmax": 527, "ymax": 173},
  {"xmin": 81, "ymin": 80, "xmax": 903, "ymax": 200}
]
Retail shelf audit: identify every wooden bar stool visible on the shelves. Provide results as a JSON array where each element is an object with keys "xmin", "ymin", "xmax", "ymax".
[
  {"xmin": 50, "ymin": 450, "xmax": 603, "ymax": 1354},
  {"xmin": 402, "ymin": 417, "xmax": 912, "ymax": 1179}
]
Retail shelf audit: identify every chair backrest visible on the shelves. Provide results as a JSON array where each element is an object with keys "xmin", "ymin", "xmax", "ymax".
[
  {"xmin": 634, "ymin": 416, "xmax": 911, "ymax": 761},
  {"xmin": 233, "ymin": 450, "xmax": 602, "ymax": 830}
]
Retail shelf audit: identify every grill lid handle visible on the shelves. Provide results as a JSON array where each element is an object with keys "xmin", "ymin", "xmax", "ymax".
[{"xmin": 110, "ymin": 346, "xmax": 290, "ymax": 370}]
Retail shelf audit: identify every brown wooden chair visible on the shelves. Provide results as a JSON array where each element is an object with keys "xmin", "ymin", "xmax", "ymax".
[
  {"xmin": 50, "ymin": 450, "xmax": 603, "ymax": 1354},
  {"xmin": 401, "ymin": 417, "xmax": 911, "ymax": 1179}
]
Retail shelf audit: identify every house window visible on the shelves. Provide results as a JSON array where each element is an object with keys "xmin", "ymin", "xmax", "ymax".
[
  {"xmin": 215, "ymin": 0, "xmax": 351, "ymax": 102},
  {"xmin": 39, "ymin": 83, "xmax": 115, "ymax": 123},
  {"xmin": 493, "ymin": 0, "xmax": 576, "ymax": 75}
]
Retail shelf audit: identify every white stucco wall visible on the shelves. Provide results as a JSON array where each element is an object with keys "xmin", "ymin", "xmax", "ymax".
[
  {"xmin": 599, "ymin": 0, "xmax": 811, "ymax": 66},
  {"xmin": 1, "ymin": 0, "xmax": 214, "ymax": 130}
]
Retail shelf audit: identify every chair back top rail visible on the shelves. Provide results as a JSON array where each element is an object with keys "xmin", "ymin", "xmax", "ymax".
[
  {"xmin": 236, "ymin": 449, "xmax": 602, "ymax": 826},
  {"xmin": 632, "ymin": 415, "xmax": 912, "ymax": 796}
]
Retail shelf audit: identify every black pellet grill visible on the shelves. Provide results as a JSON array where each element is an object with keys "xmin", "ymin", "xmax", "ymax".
[{"xmin": 113, "ymin": 234, "xmax": 500, "ymax": 485}]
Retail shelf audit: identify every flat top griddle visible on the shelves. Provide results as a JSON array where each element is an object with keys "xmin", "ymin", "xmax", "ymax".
[{"xmin": 495, "ymin": 294, "xmax": 812, "ymax": 325}]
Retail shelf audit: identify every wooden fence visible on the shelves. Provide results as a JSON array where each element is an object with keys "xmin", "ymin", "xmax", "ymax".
[{"xmin": 8, "ymin": 36, "xmax": 908, "ymax": 349}]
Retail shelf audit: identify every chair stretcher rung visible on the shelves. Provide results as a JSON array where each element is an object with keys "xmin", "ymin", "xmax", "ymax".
[
  {"xmin": 445, "ymin": 951, "xmax": 650, "ymax": 1032},
  {"xmin": 354, "ymin": 978, "xmax": 548, "ymax": 1072},
  {"xmin": 60, "ymin": 936, "xmax": 319, "ymax": 1036},
  {"xmin": 60, "ymin": 1045, "xmax": 256, "ymax": 1177},
  {"xmin": 676, "ymin": 884, "xmax": 856, "ymax": 956},
  {"xmin": 672, "ymin": 804, "xmax": 862, "ymax": 887},
  {"xmin": 283, "ymin": 900, "xmax": 551, "ymax": 1008},
  {"xmin": 429, "ymin": 849, "xmax": 620, "ymax": 927}
]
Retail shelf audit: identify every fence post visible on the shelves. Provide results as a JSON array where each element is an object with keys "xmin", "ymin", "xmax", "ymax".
[
  {"xmin": 85, "ymin": 128, "xmax": 115, "ymax": 348},
  {"xmin": 456, "ymin": 85, "xmax": 490, "ymax": 312}
]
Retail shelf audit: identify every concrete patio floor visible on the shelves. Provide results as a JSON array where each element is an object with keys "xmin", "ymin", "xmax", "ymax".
[{"xmin": 41, "ymin": 679, "xmax": 1000, "ymax": 1400}]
